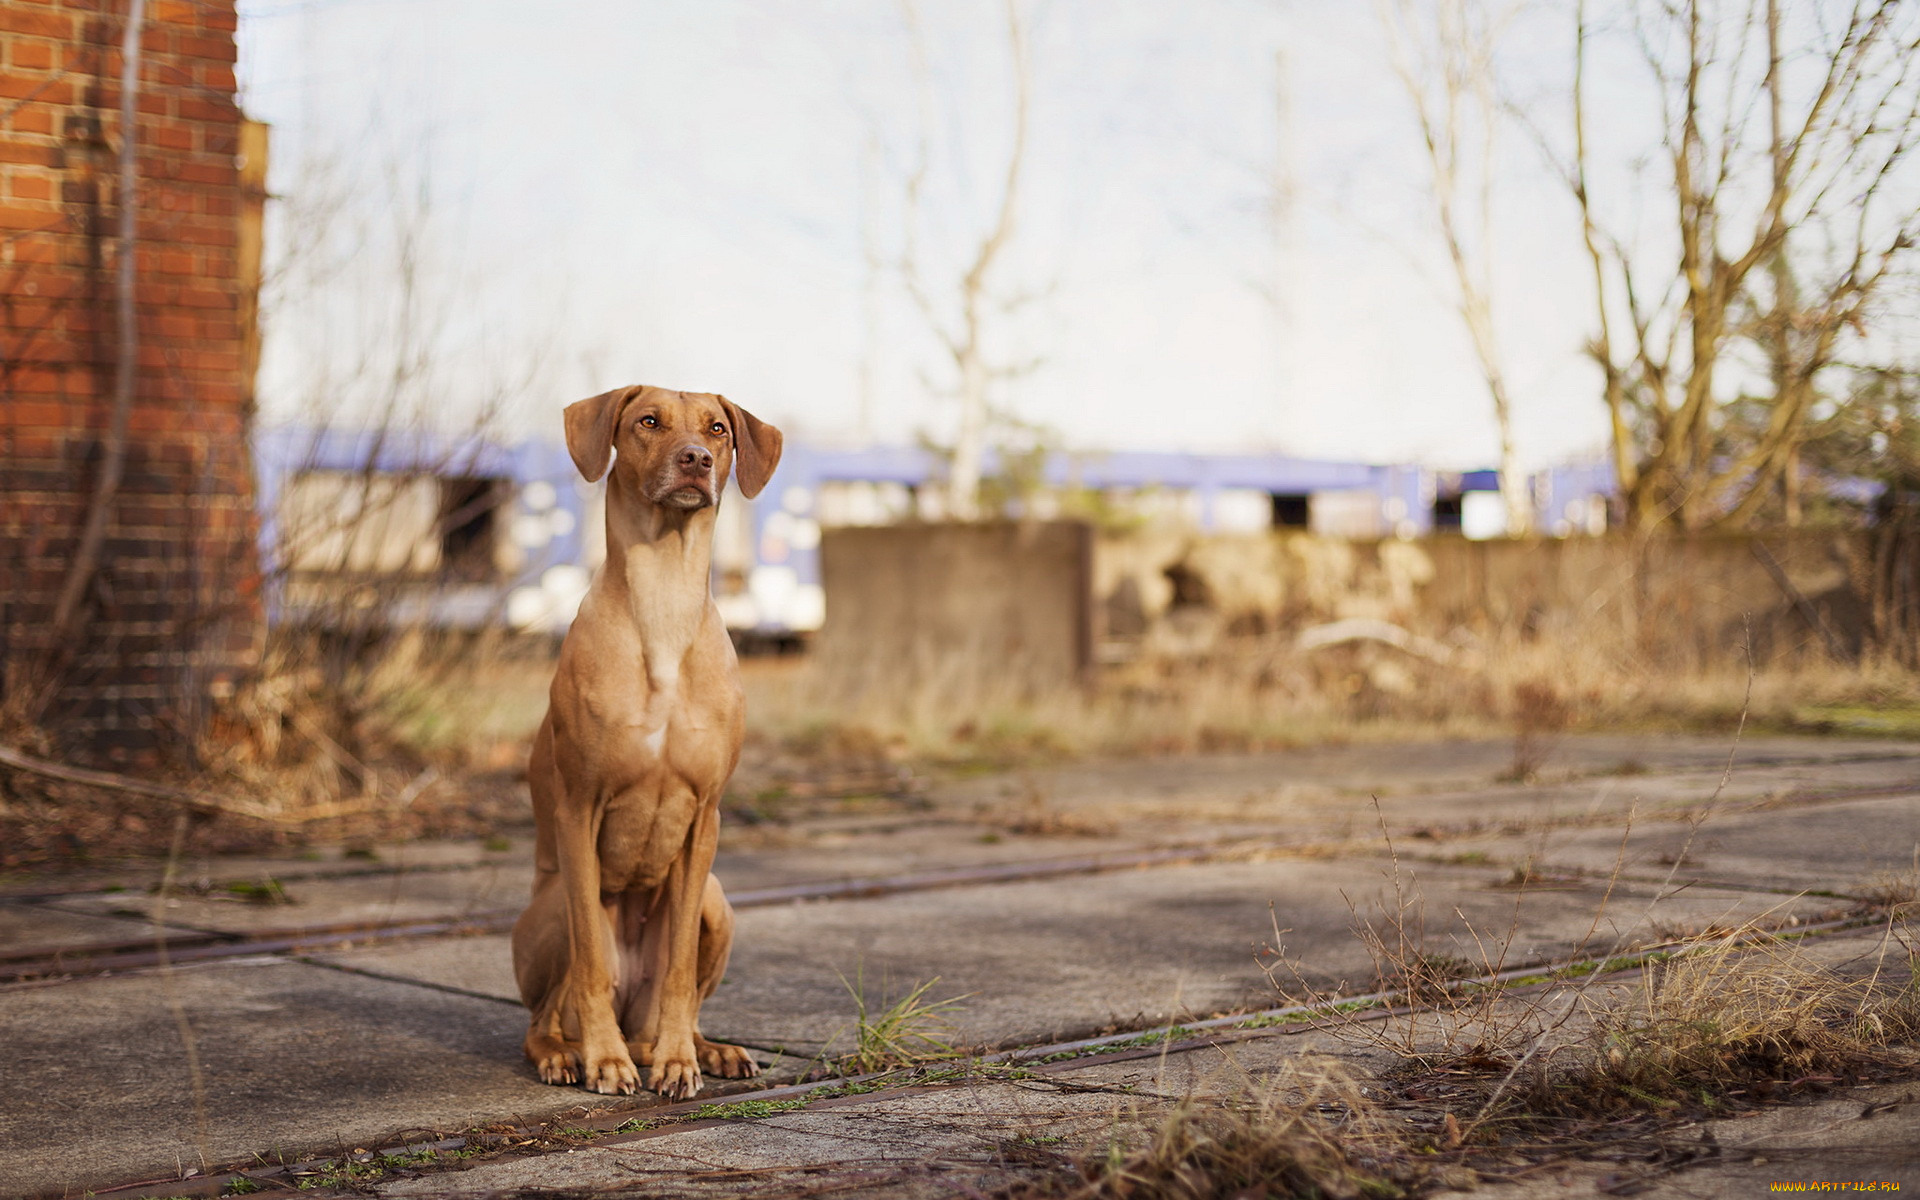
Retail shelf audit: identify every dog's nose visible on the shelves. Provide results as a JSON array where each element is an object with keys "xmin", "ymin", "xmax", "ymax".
[{"xmin": 677, "ymin": 446, "xmax": 713, "ymax": 472}]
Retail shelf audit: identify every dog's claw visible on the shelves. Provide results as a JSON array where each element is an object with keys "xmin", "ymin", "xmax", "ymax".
[
  {"xmin": 648, "ymin": 1059, "xmax": 703, "ymax": 1101},
  {"xmin": 697, "ymin": 1038, "xmax": 759, "ymax": 1080},
  {"xmin": 533, "ymin": 1045, "xmax": 582, "ymax": 1086},
  {"xmin": 585, "ymin": 1054, "xmax": 640, "ymax": 1096}
]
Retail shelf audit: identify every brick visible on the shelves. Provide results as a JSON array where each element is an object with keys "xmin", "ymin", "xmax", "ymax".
[
  {"xmin": 0, "ymin": 141, "xmax": 59, "ymax": 167},
  {"xmin": 177, "ymin": 95, "xmax": 231, "ymax": 122},
  {"xmin": 153, "ymin": 60, "xmax": 194, "ymax": 88},
  {"xmin": 11, "ymin": 105, "xmax": 53, "ymax": 135},
  {"xmin": 8, "ymin": 171, "xmax": 54, "ymax": 201},
  {"xmin": 0, "ymin": 71, "xmax": 71, "ymax": 102},
  {"xmin": 11, "ymin": 37, "xmax": 55, "ymax": 69},
  {"xmin": 3, "ymin": 400, "xmax": 70, "ymax": 425},
  {"xmin": 0, "ymin": 6, "xmax": 72, "ymax": 36},
  {"xmin": 175, "ymin": 34, "xmax": 234, "ymax": 62}
]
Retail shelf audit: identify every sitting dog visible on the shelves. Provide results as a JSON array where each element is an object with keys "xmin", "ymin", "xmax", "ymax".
[{"xmin": 511, "ymin": 384, "xmax": 780, "ymax": 1098}]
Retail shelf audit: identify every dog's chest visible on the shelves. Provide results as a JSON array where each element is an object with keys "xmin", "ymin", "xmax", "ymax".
[
  {"xmin": 595, "ymin": 785, "xmax": 703, "ymax": 892},
  {"xmin": 586, "ymin": 678, "xmax": 739, "ymax": 893}
]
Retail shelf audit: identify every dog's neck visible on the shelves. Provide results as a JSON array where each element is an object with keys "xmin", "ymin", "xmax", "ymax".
[{"xmin": 597, "ymin": 471, "xmax": 718, "ymax": 692}]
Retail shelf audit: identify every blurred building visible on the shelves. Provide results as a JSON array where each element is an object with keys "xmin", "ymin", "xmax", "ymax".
[
  {"xmin": 0, "ymin": 0, "xmax": 264, "ymax": 763},
  {"xmin": 251, "ymin": 426, "xmax": 588, "ymax": 635},
  {"xmin": 254, "ymin": 429, "xmax": 1624, "ymax": 640}
]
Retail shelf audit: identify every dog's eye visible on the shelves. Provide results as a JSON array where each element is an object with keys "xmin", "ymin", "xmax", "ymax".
[
  {"xmin": 638, "ymin": 414, "xmax": 658, "ymax": 429},
  {"xmin": 709, "ymin": 421, "xmax": 727, "ymax": 436}
]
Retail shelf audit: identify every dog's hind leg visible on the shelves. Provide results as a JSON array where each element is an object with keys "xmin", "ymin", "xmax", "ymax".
[{"xmin": 514, "ymin": 869, "xmax": 623, "ymax": 1088}]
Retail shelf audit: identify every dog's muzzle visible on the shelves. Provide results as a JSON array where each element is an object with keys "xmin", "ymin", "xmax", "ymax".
[{"xmin": 655, "ymin": 444, "xmax": 717, "ymax": 508}]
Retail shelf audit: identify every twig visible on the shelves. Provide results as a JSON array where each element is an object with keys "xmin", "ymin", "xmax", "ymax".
[
  {"xmin": 1752, "ymin": 541, "xmax": 1847, "ymax": 659},
  {"xmin": 154, "ymin": 812, "xmax": 212, "ymax": 1172},
  {"xmin": 45, "ymin": 0, "xmax": 148, "ymax": 654},
  {"xmin": 0, "ymin": 743, "xmax": 381, "ymax": 826}
]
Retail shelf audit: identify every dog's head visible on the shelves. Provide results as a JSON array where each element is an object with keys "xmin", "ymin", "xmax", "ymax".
[{"xmin": 563, "ymin": 385, "xmax": 782, "ymax": 509}]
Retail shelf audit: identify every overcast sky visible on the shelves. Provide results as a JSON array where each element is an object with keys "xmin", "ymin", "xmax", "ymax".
[{"xmin": 236, "ymin": 0, "xmax": 1618, "ymax": 471}]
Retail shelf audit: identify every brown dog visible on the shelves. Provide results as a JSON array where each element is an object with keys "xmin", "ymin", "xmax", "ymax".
[{"xmin": 511, "ymin": 384, "xmax": 781, "ymax": 1098}]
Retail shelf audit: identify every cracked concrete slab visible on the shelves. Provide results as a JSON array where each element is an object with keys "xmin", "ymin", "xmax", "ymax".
[
  {"xmin": 1427, "ymin": 792, "xmax": 1920, "ymax": 894},
  {"xmin": 43, "ymin": 859, "xmax": 532, "ymax": 933},
  {"xmin": 0, "ymin": 959, "xmax": 640, "ymax": 1198},
  {"xmin": 316, "ymin": 856, "xmax": 1842, "ymax": 1057},
  {"xmin": 0, "ymin": 900, "xmax": 151, "ymax": 953},
  {"xmin": 2, "ymin": 735, "xmax": 1913, "ymax": 1199}
]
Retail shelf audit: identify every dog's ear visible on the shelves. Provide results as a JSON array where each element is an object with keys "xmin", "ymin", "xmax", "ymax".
[
  {"xmin": 720, "ymin": 397, "xmax": 783, "ymax": 499},
  {"xmin": 563, "ymin": 386, "xmax": 638, "ymax": 482}
]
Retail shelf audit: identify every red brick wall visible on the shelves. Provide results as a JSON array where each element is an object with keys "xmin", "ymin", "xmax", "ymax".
[{"xmin": 0, "ymin": 0, "xmax": 262, "ymax": 765}]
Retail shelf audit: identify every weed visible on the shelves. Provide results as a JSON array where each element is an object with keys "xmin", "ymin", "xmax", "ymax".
[
  {"xmin": 1501, "ymin": 678, "xmax": 1571, "ymax": 784},
  {"xmin": 224, "ymin": 877, "xmax": 291, "ymax": 905},
  {"xmin": 1265, "ymin": 806, "xmax": 1544, "ymax": 1067},
  {"xmin": 1509, "ymin": 930, "xmax": 1920, "ymax": 1122},
  {"xmin": 1058, "ymin": 1058, "xmax": 1435, "ymax": 1200},
  {"xmin": 686, "ymin": 1097, "xmax": 811, "ymax": 1121},
  {"xmin": 1856, "ymin": 859, "xmax": 1920, "ymax": 919},
  {"xmin": 222, "ymin": 1179, "xmax": 263, "ymax": 1196},
  {"xmin": 1033, "ymin": 1026, "xmax": 1200, "ymax": 1065},
  {"xmin": 1496, "ymin": 857, "xmax": 1543, "ymax": 888},
  {"xmin": 481, "ymin": 835, "xmax": 512, "ymax": 853},
  {"xmin": 837, "ymin": 971, "xmax": 971, "ymax": 1074},
  {"xmin": 978, "ymin": 779, "xmax": 1117, "ymax": 838}
]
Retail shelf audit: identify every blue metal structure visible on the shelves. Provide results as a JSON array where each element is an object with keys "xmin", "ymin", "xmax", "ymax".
[
  {"xmin": 252, "ymin": 425, "xmax": 591, "ymax": 630},
  {"xmin": 258, "ymin": 425, "xmax": 1624, "ymax": 635}
]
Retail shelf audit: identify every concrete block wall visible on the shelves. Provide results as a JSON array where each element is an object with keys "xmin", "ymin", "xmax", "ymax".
[
  {"xmin": 815, "ymin": 522, "xmax": 1095, "ymax": 704},
  {"xmin": 0, "ymin": 0, "xmax": 263, "ymax": 764}
]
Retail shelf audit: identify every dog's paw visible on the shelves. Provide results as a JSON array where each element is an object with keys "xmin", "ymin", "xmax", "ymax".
[
  {"xmin": 536, "ymin": 1052, "xmax": 580, "ymax": 1086},
  {"xmin": 697, "ymin": 1037, "xmax": 760, "ymax": 1080},
  {"xmin": 647, "ymin": 1054, "xmax": 704, "ymax": 1101},
  {"xmin": 583, "ymin": 1050, "xmax": 640, "ymax": 1096},
  {"xmin": 527, "ymin": 1033, "xmax": 582, "ymax": 1086}
]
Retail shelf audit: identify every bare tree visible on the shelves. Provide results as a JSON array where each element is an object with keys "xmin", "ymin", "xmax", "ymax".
[
  {"xmin": 1383, "ymin": 0, "xmax": 1531, "ymax": 536},
  {"xmin": 895, "ymin": 0, "xmax": 1033, "ymax": 522},
  {"xmin": 1572, "ymin": 0, "xmax": 1920, "ymax": 530}
]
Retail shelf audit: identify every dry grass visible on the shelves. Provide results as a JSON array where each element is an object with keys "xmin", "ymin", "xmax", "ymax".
[
  {"xmin": 1856, "ymin": 858, "xmax": 1920, "ymax": 921},
  {"xmin": 201, "ymin": 627, "xmax": 551, "ymax": 802},
  {"xmin": 1041, "ymin": 1058, "xmax": 1437, "ymax": 1200},
  {"xmin": 1296, "ymin": 881, "xmax": 1920, "ymax": 1127},
  {"xmin": 741, "ymin": 630, "xmax": 1920, "ymax": 773},
  {"xmin": 1004, "ymin": 915, "xmax": 1920, "ymax": 1200},
  {"xmin": 0, "ymin": 630, "xmax": 555, "ymax": 865},
  {"xmin": 1510, "ymin": 930, "xmax": 1920, "ymax": 1120},
  {"xmin": 835, "ymin": 972, "xmax": 972, "ymax": 1075},
  {"xmin": 741, "ymin": 654, "xmax": 1501, "ymax": 770}
]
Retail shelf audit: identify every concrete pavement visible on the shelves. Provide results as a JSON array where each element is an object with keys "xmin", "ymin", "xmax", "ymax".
[{"xmin": 1, "ymin": 733, "xmax": 1915, "ymax": 1197}]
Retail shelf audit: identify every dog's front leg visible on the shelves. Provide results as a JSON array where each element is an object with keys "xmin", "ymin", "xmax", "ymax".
[
  {"xmin": 646, "ymin": 803, "xmax": 720, "ymax": 1100},
  {"xmin": 553, "ymin": 801, "xmax": 640, "ymax": 1095}
]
